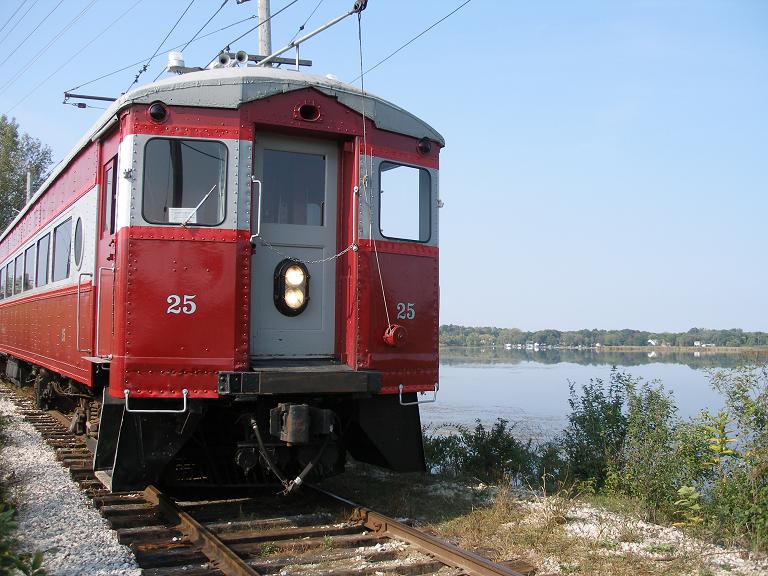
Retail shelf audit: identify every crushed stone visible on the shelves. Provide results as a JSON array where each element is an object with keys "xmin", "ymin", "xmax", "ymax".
[{"xmin": 0, "ymin": 396, "xmax": 141, "ymax": 576}]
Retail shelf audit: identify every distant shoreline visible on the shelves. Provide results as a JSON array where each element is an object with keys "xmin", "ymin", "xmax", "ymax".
[{"xmin": 440, "ymin": 344, "xmax": 768, "ymax": 354}]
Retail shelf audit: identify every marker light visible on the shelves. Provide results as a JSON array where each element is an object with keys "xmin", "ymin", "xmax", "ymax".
[{"xmin": 274, "ymin": 259, "xmax": 310, "ymax": 316}]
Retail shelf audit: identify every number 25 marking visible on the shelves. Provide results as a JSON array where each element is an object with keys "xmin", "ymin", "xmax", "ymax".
[
  {"xmin": 396, "ymin": 302, "xmax": 415, "ymax": 320},
  {"xmin": 167, "ymin": 294, "xmax": 197, "ymax": 315}
]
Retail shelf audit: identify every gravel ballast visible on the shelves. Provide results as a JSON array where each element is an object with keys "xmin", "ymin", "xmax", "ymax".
[{"xmin": 0, "ymin": 396, "xmax": 141, "ymax": 576}]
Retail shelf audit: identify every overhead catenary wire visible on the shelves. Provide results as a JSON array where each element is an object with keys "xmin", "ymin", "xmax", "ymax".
[
  {"xmin": 0, "ymin": 1, "xmax": 24, "ymax": 37},
  {"xmin": 0, "ymin": 0, "xmax": 99, "ymax": 98},
  {"xmin": 351, "ymin": 0, "xmax": 472, "ymax": 83},
  {"xmin": 0, "ymin": 0, "xmax": 41, "ymax": 49},
  {"xmin": 152, "ymin": 0, "xmax": 230, "ymax": 82},
  {"xmin": 0, "ymin": 0, "xmax": 65, "ymax": 67},
  {"xmin": 288, "ymin": 0, "xmax": 325, "ymax": 43},
  {"xmin": 66, "ymin": 14, "xmax": 259, "ymax": 93},
  {"xmin": 5, "ymin": 0, "xmax": 145, "ymax": 116},
  {"xmin": 125, "ymin": 0, "xmax": 196, "ymax": 93}
]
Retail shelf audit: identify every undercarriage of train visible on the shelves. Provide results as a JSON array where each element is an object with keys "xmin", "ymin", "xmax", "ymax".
[{"xmin": 1, "ymin": 354, "xmax": 425, "ymax": 492}]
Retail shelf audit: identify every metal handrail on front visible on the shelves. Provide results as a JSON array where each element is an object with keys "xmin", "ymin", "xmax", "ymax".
[
  {"xmin": 76, "ymin": 272, "xmax": 93, "ymax": 353},
  {"xmin": 95, "ymin": 266, "xmax": 114, "ymax": 359},
  {"xmin": 398, "ymin": 382, "xmax": 439, "ymax": 406},
  {"xmin": 124, "ymin": 389, "xmax": 189, "ymax": 414}
]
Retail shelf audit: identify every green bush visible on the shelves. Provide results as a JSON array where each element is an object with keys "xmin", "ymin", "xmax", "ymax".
[
  {"xmin": 423, "ymin": 419, "xmax": 537, "ymax": 484},
  {"xmin": 704, "ymin": 366, "xmax": 768, "ymax": 550},
  {"xmin": 559, "ymin": 368, "xmax": 629, "ymax": 488}
]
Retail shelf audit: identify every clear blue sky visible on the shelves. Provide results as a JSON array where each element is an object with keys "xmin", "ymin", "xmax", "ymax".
[{"xmin": 1, "ymin": 0, "xmax": 766, "ymax": 332}]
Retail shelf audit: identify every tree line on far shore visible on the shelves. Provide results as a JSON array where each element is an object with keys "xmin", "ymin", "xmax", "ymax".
[{"xmin": 439, "ymin": 325, "xmax": 768, "ymax": 348}]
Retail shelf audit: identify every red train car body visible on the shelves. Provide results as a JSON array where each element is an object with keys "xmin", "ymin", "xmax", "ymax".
[{"xmin": 0, "ymin": 65, "xmax": 443, "ymax": 490}]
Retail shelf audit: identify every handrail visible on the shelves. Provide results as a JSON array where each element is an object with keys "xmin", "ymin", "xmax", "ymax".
[
  {"xmin": 249, "ymin": 177, "xmax": 262, "ymax": 241},
  {"xmin": 76, "ymin": 272, "xmax": 93, "ymax": 353},
  {"xmin": 95, "ymin": 266, "xmax": 114, "ymax": 359},
  {"xmin": 124, "ymin": 388, "xmax": 189, "ymax": 414},
  {"xmin": 398, "ymin": 382, "xmax": 439, "ymax": 406}
]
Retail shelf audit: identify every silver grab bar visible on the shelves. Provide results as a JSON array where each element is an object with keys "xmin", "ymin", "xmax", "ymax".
[
  {"xmin": 76, "ymin": 272, "xmax": 93, "ymax": 353},
  {"xmin": 124, "ymin": 388, "xmax": 189, "ymax": 414},
  {"xmin": 95, "ymin": 266, "xmax": 115, "ymax": 359},
  {"xmin": 249, "ymin": 177, "xmax": 262, "ymax": 241},
  {"xmin": 398, "ymin": 382, "xmax": 439, "ymax": 406}
]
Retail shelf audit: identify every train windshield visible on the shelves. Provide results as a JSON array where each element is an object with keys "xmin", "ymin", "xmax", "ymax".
[{"xmin": 142, "ymin": 138, "xmax": 227, "ymax": 226}]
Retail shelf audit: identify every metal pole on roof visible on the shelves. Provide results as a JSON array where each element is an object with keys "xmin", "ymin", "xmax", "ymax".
[{"xmin": 258, "ymin": 0, "xmax": 272, "ymax": 66}]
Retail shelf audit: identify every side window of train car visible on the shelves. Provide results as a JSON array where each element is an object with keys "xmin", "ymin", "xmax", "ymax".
[
  {"xmin": 104, "ymin": 157, "xmax": 117, "ymax": 234},
  {"xmin": 14, "ymin": 255, "xmax": 23, "ymax": 294},
  {"xmin": 36, "ymin": 234, "xmax": 50, "ymax": 287},
  {"xmin": 23, "ymin": 245, "xmax": 35, "ymax": 291},
  {"xmin": 52, "ymin": 218, "xmax": 72, "ymax": 282},
  {"xmin": 379, "ymin": 162, "xmax": 431, "ymax": 242},
  {"xmin": 3, "ymin": 265, "xmax": 10, "ymax": 298},
  {"xmin": 0, "ymin": 265, "xmax": 5, "ymax": 299},
  {"xmin": 142, "ymin": 139, "xmax": 227, "ymax": 226}
]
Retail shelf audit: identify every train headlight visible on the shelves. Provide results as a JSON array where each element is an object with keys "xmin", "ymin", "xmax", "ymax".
[{"xmin": 274, "ymin": 259, "xmax": 310, "ymax": 316}]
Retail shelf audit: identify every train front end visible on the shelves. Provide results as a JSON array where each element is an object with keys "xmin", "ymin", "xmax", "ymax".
[{"xmin": 95, "ymin": 67, "xmax": 443, "ymax": 491}]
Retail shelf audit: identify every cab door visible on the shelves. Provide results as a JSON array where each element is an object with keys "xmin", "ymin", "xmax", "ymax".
[{"xmin": 250, "ymin": 134, "xmax": 338, "ymax": 359}]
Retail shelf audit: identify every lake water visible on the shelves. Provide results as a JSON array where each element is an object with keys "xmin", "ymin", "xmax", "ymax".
[{"xmin": 420, "ymin": 347, "xmax": 768, "ymax": 442}]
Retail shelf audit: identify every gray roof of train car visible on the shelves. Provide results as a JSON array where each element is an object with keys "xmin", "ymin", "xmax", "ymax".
[{"xmin": 3, "ymin": 67, "xmax": 443, "ymax": 242}]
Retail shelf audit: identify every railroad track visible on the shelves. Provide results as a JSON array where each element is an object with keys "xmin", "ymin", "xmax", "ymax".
[{"xmin": 0, "ymin": 384, "xmax": 533, "ymax": 576}]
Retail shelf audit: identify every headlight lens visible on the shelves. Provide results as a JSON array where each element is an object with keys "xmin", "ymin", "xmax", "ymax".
[
  {"xmin": 274, "ymin": 259, "xmax": 310, "ymax": 316},
  {"xmin": 285, "ymin": 265, "xmax": 305, "ymax": 287},
  {"xmin": 284, "ymin": 288, "xmax": 305, "ymax": 309}
]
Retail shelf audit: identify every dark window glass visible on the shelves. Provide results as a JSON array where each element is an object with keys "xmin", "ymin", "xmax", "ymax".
[
  {"xmin": 73, "ymin": 218, "xmax": 83, "ymax": 268},
  {"xmin": 104, "ymin": 159, "xmax": 117, "ymax": 234},
  {"xmin": 262, "ymin": 150, "xmax": 325, "ymax": 226},
  {"xmin": 23, "ymin": 245, "xmax": 35, "ymax": 291},
  {"xmin": 379, "ymin": 162, "xmax": 431, "ymax": 242},
  {"xmin": 143, "ymin": 139, "xmax": 227, "ymax": 225},
  {"xmin": 3, "ymin": 266, "xmax": 10, "ymax": 297},
  {"xmin": 14, "ymin": 255, "xmax": 23, "ymax": 294},
  {"xmin": 0, "ymin": 266, "xmax": 5, "ymax": 299},
  {"xmin": 52, "ymin": 218, "xmax": 72, "ymax": 282},
  {"xmin": 36, "ymin": 234, "xmax": 50, "ymax": 287}
]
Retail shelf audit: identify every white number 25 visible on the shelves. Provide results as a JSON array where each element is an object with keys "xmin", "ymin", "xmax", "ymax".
[
  {"xmin": 396, "ymin": 302, "xmax": 415, "ymax": 320},
  {"xmin": 167, "ymin": 294, "xmax": 197, "ymax": 315}
]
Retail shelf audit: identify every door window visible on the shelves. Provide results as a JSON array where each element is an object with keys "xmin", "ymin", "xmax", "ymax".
[{"xmin": 262, "ymin": 150, "xmax": 325, "ymax": 226}]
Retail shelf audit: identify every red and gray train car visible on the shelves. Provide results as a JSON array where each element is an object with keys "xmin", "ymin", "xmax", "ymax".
[{"xmin": 0, "ymin": 66, "xmax": 442, "ymax": 490}]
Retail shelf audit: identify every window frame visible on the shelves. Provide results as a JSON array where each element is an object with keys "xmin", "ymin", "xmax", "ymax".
[{"xmin": 141, "ymin": 137, "xmax": 228, "ymax": 227}]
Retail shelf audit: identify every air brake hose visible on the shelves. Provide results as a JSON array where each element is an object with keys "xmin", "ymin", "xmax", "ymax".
[{"xmin": 250, "ymin": 418, "xmax": 290, "ymax": 491}]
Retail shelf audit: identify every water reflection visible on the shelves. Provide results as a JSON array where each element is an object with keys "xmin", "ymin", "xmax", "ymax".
[
  {"xmin": 440, "ymin": 346, "xmax": 768, "ymax": 370},
  {"xmin": 422, "ymin": 348, "xmax": 768, "ymax": 443}
]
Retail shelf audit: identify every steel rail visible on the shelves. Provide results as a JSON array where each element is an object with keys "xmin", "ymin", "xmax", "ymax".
[
  {"xmin": 142, "ymin": 485, "xmax": 261, "ymax": 576},
  {"xmin": 310, "ymin": 485, "xmax": 525, "ymax": 576}
]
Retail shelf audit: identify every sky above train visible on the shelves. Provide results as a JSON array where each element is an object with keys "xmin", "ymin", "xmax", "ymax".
[{"xmin": 0, "ymin": 0, "xmax": 765, "ymax": 332}]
